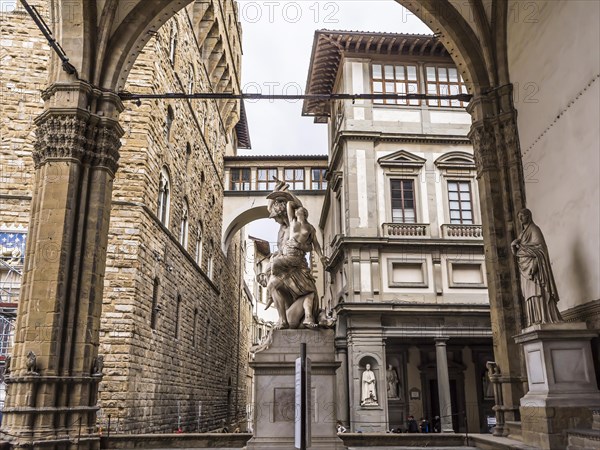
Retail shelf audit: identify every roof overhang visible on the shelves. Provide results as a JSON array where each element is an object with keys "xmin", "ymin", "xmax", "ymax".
[
  {"xmin": 235, "ymin": 99, "xmax": 251, "ymax": 149},
  {"xmin": 303, "ymin": 30, "xmax": 450, "ymax": 121}
]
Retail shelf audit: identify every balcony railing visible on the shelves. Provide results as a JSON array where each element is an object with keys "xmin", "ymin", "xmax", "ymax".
[
  {"xmin": 383, "ymin": 223, "xmax": 430, "ymax": 238},
  {"xmin": 441, "ymin": 224, "xmax": 483, "ymax": 239}
]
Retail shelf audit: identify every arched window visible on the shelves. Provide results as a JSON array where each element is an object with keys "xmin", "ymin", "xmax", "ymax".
[
  {"xmin": 165, "ymin": 105, "xmax": 175, "ymax": 141},
  {"xmin": 192, "ymin": 307, "xmax": 198, "ymax": 347},
  {"xmin": 207, "ymin": 239, "xmax": 214, "ymax": 279},
  {"xmin": 150, "ymin": 278, "xmax": 160, "ymax": 329},
  {"xmin": 185, "ymin": 142, "xmax": 192, "ymax": 172},
  {"xmin": 206, "ymin": 239, "xmax": 215, "ymax": 280},
  {"xmin": 187, "ymin": 63, "xmax": 195, "ymax": 95},
  {"xmin": 175, "ymin": 295, "xmax": 182, "ymax": 339},
  {"xmin": 169, "ymin": 23, "xmax": 178, "ymax": 65},
  {"xmin": 158, "ymin": 167, "xmax": 171, "ymax": 227},
  {"xmin": 195, "ymin": 222, "xmax": 203, "ymax": 266},
  {"xmin": 179, "ymin": 198, "xmax": 189, "ymax": 249}
]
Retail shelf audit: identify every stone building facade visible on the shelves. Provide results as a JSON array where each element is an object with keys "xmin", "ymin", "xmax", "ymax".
[
  {"xmin": 0, "ymin": 0, "xmax": 252, "ymax": 433},
  {"xmin": 304, "ymin": 30, "xmax": 495, "ymax": 433}
]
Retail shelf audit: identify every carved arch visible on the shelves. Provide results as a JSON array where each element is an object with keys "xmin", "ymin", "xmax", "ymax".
[{"xmin": 47, "ymin": 0, "xmax": 497, "ymax": 98}]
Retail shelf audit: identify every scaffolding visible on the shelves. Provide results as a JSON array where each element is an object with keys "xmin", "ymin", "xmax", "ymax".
[
  {"xmin": 0, "ymin": 257, "xmax": 22, "ymax": 306},
  {"xmin": 0, "ymin": 255, "xmax": 21, "ymax": 411}
]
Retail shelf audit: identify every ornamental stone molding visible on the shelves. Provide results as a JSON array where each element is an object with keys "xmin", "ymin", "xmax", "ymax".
[
  {"xmin": 33, "ymin": 111, "xmax": 123, "ymax": 174},
  {"xmin": 32, "ymin": 113, "xmax": 88, "ymax": 168},
  {"xmin": 500, "ymin": 116, "xmax": 522, "ymax": 168},
  {"xmin": 469, "ymin": 123, "xmax": 498, "ymax": 178}
]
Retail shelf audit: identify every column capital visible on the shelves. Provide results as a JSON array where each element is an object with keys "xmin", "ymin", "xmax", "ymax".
[
  {"xmin": 468, "ymin": 122, "xmax": 498, "ymax": 179},
  {"xmin": 33, "ymin": 109, "xmax": 124, "ymax": 175},
  {"xmin": 434, "ymin": 337, "xmax": 449, "ymax": 345}
]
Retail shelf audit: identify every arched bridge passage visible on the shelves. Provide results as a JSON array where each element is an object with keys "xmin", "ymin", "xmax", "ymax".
[{"xmin": 222, "ymin": 192, "xmax": 326, "ymax": 254}]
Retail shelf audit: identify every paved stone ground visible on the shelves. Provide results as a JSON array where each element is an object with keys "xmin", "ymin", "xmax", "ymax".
[
  {"xmin": 347, "ymin": 447, "xmax": 481, "ymax": 450},
  {"xmin": 116, "ymin": 447, "xmax": 482, "ymax": 450}
]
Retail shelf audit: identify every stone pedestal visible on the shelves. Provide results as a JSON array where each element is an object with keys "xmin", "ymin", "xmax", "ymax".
[
  {"xmin": 246, "ymin": 329, "xmax": 346, "ymax": 450},
  {"xmin": 515, "ymin": 322, "xmax": 600, "ymax": 449}
]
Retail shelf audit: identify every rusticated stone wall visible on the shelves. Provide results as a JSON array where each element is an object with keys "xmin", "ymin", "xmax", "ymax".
[{"xmin": 0, "ymin": 1, "xmax": 250, "ymax": 433}]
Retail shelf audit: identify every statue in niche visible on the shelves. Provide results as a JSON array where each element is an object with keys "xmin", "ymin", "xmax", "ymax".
[
  {"xmin": 386, "ymin": 364, "xmax": 400, "ymax": 399},
  {"xmin": 258, "ymin": 180, "xmax": 329, "ymax": 330},
  {"xmin": 511, "ymin": 208, "xmax": 563, "ymax": 327},
  {"xmin": 361, "ymin": 363, "xmax": 378, "ymax": 406}
]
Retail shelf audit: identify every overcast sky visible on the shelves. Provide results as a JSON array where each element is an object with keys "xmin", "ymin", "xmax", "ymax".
[
  {"xmin": 0, "ymin": 0, "xmax": 432, "ymax": 246},
  {"xmin": 237, "ymin": 0, "xmax": 432, "ymax": 156},
  {"xmin": 236, "ymin": 1, "xmax": 432, "ymax": 243}
]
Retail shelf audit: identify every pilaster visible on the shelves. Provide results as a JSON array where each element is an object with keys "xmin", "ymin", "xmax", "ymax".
[
  {"xmin": 466, "ymin": 84, "xmax": 527, "ymax": 423},
  {"xmin": 1, "ymin": 82, "xmax": 124, "ymax": 450}
]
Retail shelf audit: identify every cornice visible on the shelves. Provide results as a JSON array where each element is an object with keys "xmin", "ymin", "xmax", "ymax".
[{"xmin": 337, "ymin": 130, "xmax": 470, "ymax": 145}]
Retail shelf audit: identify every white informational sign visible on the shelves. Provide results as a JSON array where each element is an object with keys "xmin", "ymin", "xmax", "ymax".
[
  {"xmin": 295, "ymin": 357, "xmax": 301, "ymax": 449},
  {"xmin": 294, "ymin": 356, "xmax": 312, "ymax": 449}
]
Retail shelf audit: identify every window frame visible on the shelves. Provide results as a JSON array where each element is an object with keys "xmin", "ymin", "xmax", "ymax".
[
  {"xmin": 284, "ymin": 168, "xmax": 305, "ymax": 190},
  {"xmin": 158, "ymin": 167, "xmax": 171, "ymax": 227},
  {"xmin": 192, "ymin": 307, "xmax": 198, "ymax": 347},
  {"xmin": 389, "ymin": 178, "xmax": 418, "ymax": 224},
  {"xmin": 447, "ymin": 180, "xmax": 474, "ymax": 225},
  {"xmin": 165, "ymin": 105, "xmax": 175, "ymax": 142},
  {"xmin": 371, "ymin": 62, "xmax": 420, "ymax": 106},
  {"xmin": 230, "ymin": 168, "xmax": 251, "ymax": 191},
  {"xmin": 256, "ymin": 167, "xmax": 278, "ymax": 191},
  {"xmin": 187, "ymin": 63, "xmax": 195, "ymax": 95},
  {"xmin": 169, "ymin": 23, "xmax": 178, "ymax": 66},
  {"xmin": 179, "ymin": 198, "xmax": 189, "ymax": 249},
  {"xmin": 425, "ymin": 65, "xmax": 469, "ymax": 108},
  {"xmin": 311, "ymin": 168, "xmax": 327, "ymax": 190},
  {"xmin": 175, "ymin": 295, "xmax": 182, "ymax": 339},
  {"xmin": 150, "ymin": 278, "xmax": 160, "ymax": 329},
  {"xmin": 207, "ymin": 239, "xmax": 214, "ymax": 279},
  {"xmin": 195, "ymin": 223, "xmax": 203, "ymax": 266}
]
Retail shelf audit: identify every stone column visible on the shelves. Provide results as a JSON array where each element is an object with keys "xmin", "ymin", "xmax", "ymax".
[
  {"xmin": 435, "ymin": 338, "xmax": 454, "ymax": 432},
  {"xmin": 467, "ymin": 85, "xmax": 527, "ymax": 422},
  {"xmin": 334, "ymin": 333, "xmax": 350, "ymax": 427},
  {"xmin": 1, "ymin": 81, "xmax": 123, "ymax": 450}
]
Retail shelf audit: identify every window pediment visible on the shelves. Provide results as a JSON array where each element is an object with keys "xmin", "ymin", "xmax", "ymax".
[
  {"xmin": 377, "ymin": 150, "xmax": 426, "ymax": 168},
  {"xmin": 434, "ymin": 151, "xmax": 475, "ymax": 169}
]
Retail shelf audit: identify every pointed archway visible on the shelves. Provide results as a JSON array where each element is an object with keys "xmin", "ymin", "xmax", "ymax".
[{"xmin": 1, "ymin": 1, "xmax": 528, "ymax": 447}]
